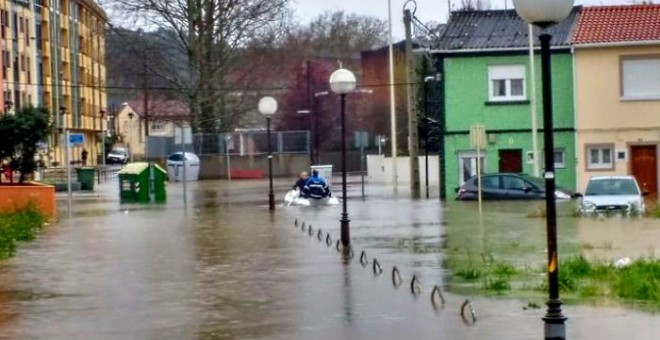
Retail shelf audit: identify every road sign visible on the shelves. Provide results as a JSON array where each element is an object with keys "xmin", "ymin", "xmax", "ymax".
[
  {"xmin": 174, "ymin": 126, "xmax": 192, "ymax": 144},
  {"xmin": 469, "ymin": 124, "xmax": 486, "ymax": 148},
  {"xmin": 354, "ymin": 131, "xmax": 369, "ymax": 148},
  {"xmin": 69, "ymin": 133, "xmax": 84, "ymax": 146}
]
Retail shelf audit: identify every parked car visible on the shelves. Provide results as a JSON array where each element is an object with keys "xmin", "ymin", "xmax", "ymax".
[
  {"xmin": 578, "ymin": 176, "xmax": 646, "ymax": 214},
  {"xmin": 456, "ymin": 173, "xmax": 574, "ymax": 201},
  {"xmin": 106, "ymin": 147, "xmax": 130, "ymax": 164}
]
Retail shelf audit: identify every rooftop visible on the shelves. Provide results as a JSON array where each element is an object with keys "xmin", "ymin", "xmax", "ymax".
[
  {"xmin": 573, "ymin": 4, "xmax": 660, "ymax": 45},
  {"xmin": 436, "ymin": 7, "xmax": 581, "ymax": 52}
]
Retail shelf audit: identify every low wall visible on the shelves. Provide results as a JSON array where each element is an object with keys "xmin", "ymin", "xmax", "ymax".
[
  {"xmin": 367, "ymin": 155, "xmax": 440, "ymax": 185},
  {"xmin": 0, "ymin": 183, "xmax": 57, "ymax": 220},
  {"xmin": 199, "ymin": 151, "xmax": 373, "ymax": 179},
  {"xmin": 199, "ymin": 154, "xmax": 311, "ymax": 179}
]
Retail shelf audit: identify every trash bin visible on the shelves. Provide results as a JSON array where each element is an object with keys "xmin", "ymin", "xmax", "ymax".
[
  {"xmin": 166, "ymin": 152, "xmax": 200, "ymax": 181},
  {"xmin": 76, "ymin": 167, "xmax": 96, "ymax": 191},
  {"xmin": 151, "ymin": 164, "xmax": 167, "ymax": 203},
  {"xmin": 118, "ymin": 163, "xmax": 150, "ymax": 203}
]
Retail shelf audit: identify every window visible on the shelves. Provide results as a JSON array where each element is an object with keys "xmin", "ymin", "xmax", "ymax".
[
  {"xmin": 488, "ymin": 64, "xmax": 526, "ymax": 101},
  {"xmin": 542, "ymin": 148, "xmax": 566, "ymax": 169},
  {"xmin": 586, "ymin": 145, "xmax": 614, "ymax": 170},
  {"xmin": 151, "ymin": 121, "xmax": 165, "ymax": 131},
  {"xmin": 458, "ymin": 151, "xmax": 486, "ymax": 185},
  {"xmin": 480, "ymin": 176, "xmax": 500, "ymax": 189},
  {"xmin": 553, "ymin": 149, "xmax": 566, "ymax": 169},
  {"xmin": 503, "ymin": 176, "xmax": 526, "ymax": 190},
  {"xmin": 621, "ymin": 57, "xmax": 660, "ymax": 100}
]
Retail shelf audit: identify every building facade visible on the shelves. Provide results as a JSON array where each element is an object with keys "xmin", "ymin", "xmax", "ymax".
[
  {"xmin": 435, "ymin": 8, "xmax": 580, "ymax": 197},
  {"xmin": 1, "ymin": 0, "xmax": 107, "ymax": 166},
  {"xmin": 572, "ymin": 5, "xmax": 660, "ymax": 198}
]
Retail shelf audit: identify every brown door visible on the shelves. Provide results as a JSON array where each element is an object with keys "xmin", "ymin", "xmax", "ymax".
[
  {"xmin": 631, "ymin": 145, "xmax": 658, "ymax": 198},
  {"xmin": 499, "ymin": 149, "xmax": 523, "ymax": 173}
]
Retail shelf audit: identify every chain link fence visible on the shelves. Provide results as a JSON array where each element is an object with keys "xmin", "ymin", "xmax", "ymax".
[{"xmin": 193, "ymin": 131, "xmax": 310, "ymax": 156}]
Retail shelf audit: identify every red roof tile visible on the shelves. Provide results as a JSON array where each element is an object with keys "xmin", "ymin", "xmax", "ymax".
[
  {"xmin": 122, "ymin": 98, "xmax": 190, "ymax": 121},
  {"xmin": 573, "ymin": 5, "xmax": 660, "ymax": 45}
]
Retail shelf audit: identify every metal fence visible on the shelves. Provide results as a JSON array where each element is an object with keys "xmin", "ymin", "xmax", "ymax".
[{"xmin": 193, "ymin": 131, "xmax": 310, "ymax": 156}]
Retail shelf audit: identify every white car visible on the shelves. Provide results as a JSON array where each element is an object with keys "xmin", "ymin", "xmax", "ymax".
[{"xmin": 579, "ymin": 176, "xmax": 646, "ymax": 214}]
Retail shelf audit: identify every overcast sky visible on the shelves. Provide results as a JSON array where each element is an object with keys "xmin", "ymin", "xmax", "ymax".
[{"xmin": 292, "ymin": 0, "xmax": 631, "ymax": 38}]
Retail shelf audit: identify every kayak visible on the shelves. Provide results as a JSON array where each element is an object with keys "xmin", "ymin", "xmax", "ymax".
[{"xmin": 284, "ymin": 190, "xmax": 339, "ymax": 207}]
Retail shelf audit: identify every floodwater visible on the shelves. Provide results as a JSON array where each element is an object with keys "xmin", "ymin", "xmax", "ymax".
[{"xmin": 0, "ymin": 178, "xmax": 658, "ymax": 339}]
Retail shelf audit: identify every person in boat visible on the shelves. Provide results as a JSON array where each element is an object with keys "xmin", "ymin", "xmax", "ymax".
[
  {"xmin": 303, "ymin": 169, "xmax": 331, "ymax": 199},
  {"xmin": 292, "ymin": 171, "xmax": 309, "ymax": 195}
]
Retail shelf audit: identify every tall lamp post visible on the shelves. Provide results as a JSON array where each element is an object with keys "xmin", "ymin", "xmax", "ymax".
[
  {"xmin": 128, "ymin": 112, "xmax": 134, "ymax": 162},
  {"xmin": 313, "ymin": 91, "xmax": 329, "ymax": 163},
  {"xmin": 259, "ymin": 96, "xmax": 277, "ymax": 211},
  {"xmin": 423, "ymin": 76, "xmax": 436, "ymax": 199},
  {"xmin": 296, "ymin": 109, "xmax": 313, "ymax": 164},
  {"xmin": 329, "ymin": 68, "xmax": 356, "ymax": 248},
  {"xmin": 100, "ymin": 110, "xmax": 107, "ymax": 166},
  {"xmin": 513, "ymin": 1, "xmax": 574, "ymax": 339}
]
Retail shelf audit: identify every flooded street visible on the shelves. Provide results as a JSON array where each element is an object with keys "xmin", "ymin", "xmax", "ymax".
[{"xmin": 0, "ymin": 179, "xmax": 658, "ymax": 339}]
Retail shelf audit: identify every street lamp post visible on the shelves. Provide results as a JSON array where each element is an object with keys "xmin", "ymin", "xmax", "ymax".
[
  {"xmin": 313, "ymin": 91, "xmax": 329, "ymax": 164},
  {"xmin": 296, "ymin": 109, "xmax": 313, "ymax": 164},
  {"xmin": 423, "ymin": 76, "xmax": 436, "ymax": 199},
  {"xmin": 259, "ymin": 96, "xmax": 277, "ymax": 211},
  {"xmin": 128, "ymin": 112, "xmax": 134, "ymax": 162},
  {"xmin": 100, "ymin": 110, "xmax": 107, "ymax": 166},
  {"xmin": 513, "ymin": 1, "xmax": 574, "ymax": 339},
  {"xmin": 329, "ymin": 68, "xmax": 357, "ymax": 248}
]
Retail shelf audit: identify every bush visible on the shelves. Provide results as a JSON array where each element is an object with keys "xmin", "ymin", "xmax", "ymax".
[
  {"xmin": 0, "ymin": 204, "xmax": 47, "ymax": 260},
  {"xmin": 612, "ymin": 260, "xmax": 660, "ymax": 303}
]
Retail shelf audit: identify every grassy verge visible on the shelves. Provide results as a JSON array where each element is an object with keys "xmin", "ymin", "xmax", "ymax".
[
  {"xmin": 0, "ymin": 204, "xmax": 47, "ymax": 260},
  {"xmin": 443, "ymin": 201, "xmax": 659, "ymax": 310}
]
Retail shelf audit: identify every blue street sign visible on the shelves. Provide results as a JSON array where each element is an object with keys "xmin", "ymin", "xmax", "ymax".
[{"xmin": 69, "ymin": 133, "xmax": 84, "ymax": 146}]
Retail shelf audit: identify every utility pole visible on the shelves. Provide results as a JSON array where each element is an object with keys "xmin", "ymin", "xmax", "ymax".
[
  {"xmin": 404, "ymin": 9, "xmax": 421, "ymax": 199},
  {"xmin": 306, "ymin": 60, "xmax": 313, "ymax": 165},
  {"xmin": 387, "ymin": 0, "xmax": 398, "ymax": 188}
]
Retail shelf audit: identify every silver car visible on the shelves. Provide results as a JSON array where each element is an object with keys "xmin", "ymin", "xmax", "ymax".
[{"xmin": 579, "ymin": 176, "xmax": 646, "ymax": 214}]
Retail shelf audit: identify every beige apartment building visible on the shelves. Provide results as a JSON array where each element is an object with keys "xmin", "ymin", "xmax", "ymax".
[{"xmin": 573, "ymin": 5, "xmax": 660, "ymax": 198}]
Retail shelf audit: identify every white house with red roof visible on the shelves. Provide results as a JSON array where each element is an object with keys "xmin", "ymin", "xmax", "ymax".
[{"xmin": 572, "ymin": 4, "xmax": 660, "ymax": 198}]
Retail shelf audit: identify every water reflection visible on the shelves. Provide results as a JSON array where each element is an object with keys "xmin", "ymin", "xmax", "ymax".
[{"xmin": 0, "ymin": 180, "xmax": 656, "ymax": 339}]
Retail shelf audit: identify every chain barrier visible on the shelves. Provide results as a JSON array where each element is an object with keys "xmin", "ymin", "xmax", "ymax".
[
  {"xmin": 431, "ymin": 285, "xmax": 446, "ymax": 309},
  {"xmin": 372, "ymin": 258, "xmax": 383, "ymax": 275},
  {"xmin": 460, "ymin": 299, "xmax": 477, "ymax": 325},
  {"xmin": 292, "ymin": 218, "xmax": 477, "ymax": 324},
  {"xmin": 392, "ymin": 266, "xmax": 403, "ymax": 287},
  {"xmin": 410, "ymin": 274, "xmax": 422, "ymax": 296},
  {"xmin": 359, "ymin": 251, "xmax": 369, "ymax": 267}
]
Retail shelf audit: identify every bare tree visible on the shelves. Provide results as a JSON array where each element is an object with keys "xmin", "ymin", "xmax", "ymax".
[
  {"xmin": 284, "ymin": 11, "xmax": 387, "ymax": 61},
  {"xmin": 105, "ymin": 0, "xmax": 290, "ymax": 132},
  {"xmin": 455, "ymin": 0, "xmax": 491, "ymax": 11}
]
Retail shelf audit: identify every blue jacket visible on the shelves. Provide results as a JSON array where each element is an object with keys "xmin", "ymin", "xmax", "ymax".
[{"xmin": 303, "ymin": 175, "xmax": 330, "ymax": 199}]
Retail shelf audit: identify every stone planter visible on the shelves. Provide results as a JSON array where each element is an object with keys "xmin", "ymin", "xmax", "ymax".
[{"xmin": 0, "ymin": 182, "xmax": 56, "ymax": 220}]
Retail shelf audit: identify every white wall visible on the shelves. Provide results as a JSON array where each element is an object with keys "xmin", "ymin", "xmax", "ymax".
[{"xmin": 367, "ymin": 155, "xmax": 440, "ymax": 184}]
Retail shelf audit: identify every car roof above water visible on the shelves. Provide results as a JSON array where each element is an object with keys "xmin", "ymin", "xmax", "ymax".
[{"xmin": 588, "ymin": 176, "xmax": 636, "ymax": 181}]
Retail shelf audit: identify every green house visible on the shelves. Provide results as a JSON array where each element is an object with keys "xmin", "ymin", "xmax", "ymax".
[{"xmin": 434, "ymin": 8, "xmax": 580, "ymax": 198}]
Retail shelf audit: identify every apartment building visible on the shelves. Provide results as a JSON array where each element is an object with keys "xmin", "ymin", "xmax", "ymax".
[{"xmin": 1, "ymin": 0, "xmax": 107, "ymax": 166}]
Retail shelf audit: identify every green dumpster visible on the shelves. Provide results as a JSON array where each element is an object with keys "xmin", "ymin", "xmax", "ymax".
[
  {"xmin": 151, "ymin": 164, "xmax": 167, "ymax": 203},
  {"xmin": 118, "ymin": 163, "xmax": 150, "ymax": 203},
  {"xmin": 76, "ymin": 167, "xmax": 96, "ymax": 191}
]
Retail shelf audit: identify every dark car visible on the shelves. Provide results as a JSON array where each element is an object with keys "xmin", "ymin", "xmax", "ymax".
[{"xmin": 456, "ymin": 173, "xmax": 574, "ymax": 201}]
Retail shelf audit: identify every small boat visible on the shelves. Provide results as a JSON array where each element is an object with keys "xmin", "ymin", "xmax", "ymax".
[{"xmin": 284, "ymin": 190, "xmax": 339, "ymax": 207}]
